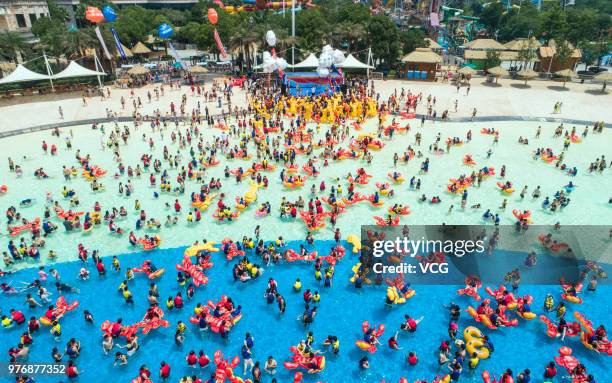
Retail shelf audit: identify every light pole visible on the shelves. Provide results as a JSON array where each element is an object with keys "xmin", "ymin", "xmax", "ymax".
[{"xmin": 291, "ymin": 0, "xmax": 296, "ymax": 67}]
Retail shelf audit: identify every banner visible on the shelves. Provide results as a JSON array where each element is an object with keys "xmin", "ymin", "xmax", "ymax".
[
  {"xmin": 213, "ymin": 28, "xmax": 228, "ymax": 59},
  {"xmin": 168, "ymin": 41, "xmax": 188, "ymax": 69},
  {"xmin": 94, "ymin": 26, "xmax": 111, "ymax": 60},
  {"xmin": 110, "ymin": 27, "xmax": 127, "ymax": 60}
]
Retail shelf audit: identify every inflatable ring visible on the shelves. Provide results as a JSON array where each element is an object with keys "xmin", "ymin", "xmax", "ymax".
[{"xmin": 464, "ymin": 326, "xmax": 490, "ymax": 359}]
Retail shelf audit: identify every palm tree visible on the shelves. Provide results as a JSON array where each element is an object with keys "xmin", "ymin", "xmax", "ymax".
[
  {"xmin": 229, "ymin": 26, "xmax": 262, "ymax": 71},
  {"xmin": 0, "ymin": 31, "xmax": 28, "ymax": 63},
  {"xmin": 274, "ymin": 28, "xmax": 296, "ymax": 54},
  {"xmin": 331, "ymin": 22, "xmax": 365, "ymax": 52},
  {"xmin": 65, "ymin": 27, "xmax": 97, "ymax": 58}
]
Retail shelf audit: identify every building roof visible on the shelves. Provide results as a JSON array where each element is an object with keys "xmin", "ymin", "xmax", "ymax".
[
  {"xmin": 115, "ymin": 43, "xmax": 134, "ymax": 58},
  {"xmin": 424, "ymin": 38, "xmax": 442, "ymax": 50},
  {"xmin": 401, "ymin": 48, "xmax": 442, "ymax": 64},
  {"xmin": 131, "ymin": 41, "xmax": 152, "ymax": 55},
  {"xmin": 539, "ymin": 40, "xmax": 582, "ymax": 59},
  {"xmin": 464, "ymin": 38, "xmax": 505, "ymax": 50},
  {"xmin": 503, "ymin": 38, "xmax": 542, "ymax": 51},
  {"xmin": 464, "ymin": 50, "xmax": 511, "ymax": 61}
]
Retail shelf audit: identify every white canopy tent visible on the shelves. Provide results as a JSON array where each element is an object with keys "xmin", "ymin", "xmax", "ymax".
[
  {"xmin": 0, "ymin": 64, "xmax": 50, "ymax": 84},
  {"xmin": 0, "ymin": 54, "xmax": 106, "ymax": 88},
  {"xmin": 292, "ymin": 53, "xmax": 319, "ymax": 68},
  {"xmin": 337, "ymin": 54, "xmax": 374, "ymax": 69},
  {"xmin": 53, "ymin": 61, "xmax": 106, "ymax": 79}
]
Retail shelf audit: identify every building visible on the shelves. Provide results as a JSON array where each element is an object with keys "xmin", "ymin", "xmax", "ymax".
[
  {"xmin": 0, "ymin": 0, "xmax": 49, "ymax": 36},
  {"xmin": 399, "ymin": 48, "xmax": 442, "ymax": 81},
  {"xmin": 462, "ymin": 38, "xmax": 507, "ymax": 70},
  {"xmin": 535, "ymin": 40, "xmax": 582, "ymax": 73}
]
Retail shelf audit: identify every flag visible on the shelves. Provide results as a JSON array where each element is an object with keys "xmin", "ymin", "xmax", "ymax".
[
  {"xmin": 110, "ymin": 27, "xmax": 127, "ymax": 60},
  {"xmin": 95, "ymin": 26, "xmax": 111, "ymax": 60},
  {"xmin": 213, "ymin": 28, "xmax": 228, "ymax": 59}
]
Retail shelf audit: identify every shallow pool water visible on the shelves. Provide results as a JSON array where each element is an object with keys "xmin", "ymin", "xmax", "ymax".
[
  {"xmin": 1, "ymin": 119, "xmax": 611, "ymax": 268},
  {"xmin": 0, "ymin": 240, "xmax": 609, "ymax": 383}
]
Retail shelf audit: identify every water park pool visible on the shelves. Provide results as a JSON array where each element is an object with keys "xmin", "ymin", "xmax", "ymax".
[
  {"xmin": 1, "ymin": 111, "xmax": 610, "ymax": 383},
  {"xmin": 0, "ymin": 241, "xmax": 610, "ymax": 383},
  {"xmin": 1, "ymin": 118, "xmax": 611, "ymax": 267}
]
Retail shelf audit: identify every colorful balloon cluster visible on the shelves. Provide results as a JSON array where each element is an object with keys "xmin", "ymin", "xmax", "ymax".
[{"xmin": 317, "ymin": 44, "xmax": 345, "ymax": 77}]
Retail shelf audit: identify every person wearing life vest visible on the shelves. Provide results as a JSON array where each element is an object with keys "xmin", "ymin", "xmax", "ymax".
[
  {"xmin": 198, "ymin": 350, "xmax": 210, "ymax": 368},
  {"xmin": 110, "ymin": 319, "xmax": 123, "ymax": 337},
  {"xmin": 186, "ymin": 350, "xmax": 197, "ymax": 367},
  {"xmin": 401, "ymin": 315, "xmax": 418, "ymax": 333},
  {"xmin": 544, "ymin": 361, "xmax": 557, "ymax": 379},
  {"xmin": 66, "ymin": 361, "xmax": 79, "ymax": 378},
  {"xmin": 139, "ymin": 365, "xmax": 151, "ymax": 380},
  {"xmin": 10, "ymin": 309, "xmax": 26, "ymax": 325},
  {"xmin": 159, "ymin": 361, "xmax": 171, "ymax": 380}
]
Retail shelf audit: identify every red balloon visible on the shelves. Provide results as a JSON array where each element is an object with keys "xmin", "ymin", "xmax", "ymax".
[
  {"xmin": 207, "ymin": 8, "xmax": 218, "ymax": 25},
  {"xmin": 85, "ymin": 6, "xmax": 105, "ymax": 24}
]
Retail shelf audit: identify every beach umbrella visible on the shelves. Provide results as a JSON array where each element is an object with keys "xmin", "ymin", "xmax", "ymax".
[
  {"xmin": 555, "ymin": 69, "xmax": 576, "ymax": 88},
  {"xmin": 127, "ymin": 65, "xmax": 149, "ymax": 75},
  {"xmin": 486, "ymin": 66, "xmax": 508, "ymax": 83},
  {"xmin": 457, "ymin": 66, "xmax": 476, "ymax": 76},
  {"xmin": 593, "ymin": 71, "xmax": 612, "ymax": 92},
  {"xmin": 189, "ymin": 66, "xmax": 209, "ymax": 74},
  {"xmin": 517, "ymin": 68, "xmax": 538, "ymax": 86}
]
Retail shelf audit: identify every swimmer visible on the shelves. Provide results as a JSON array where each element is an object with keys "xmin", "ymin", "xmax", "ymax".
[{"xmin": 388, "ymin": 331, "xmax": 402, "ymax": 350}]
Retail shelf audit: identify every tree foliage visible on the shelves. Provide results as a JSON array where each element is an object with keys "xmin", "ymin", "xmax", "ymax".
[{"xmin": 9, "ymin": 0, "xmax": 610, "ymax": 72}]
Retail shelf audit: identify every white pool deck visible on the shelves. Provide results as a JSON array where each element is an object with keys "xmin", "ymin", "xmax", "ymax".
[{"xmin": 1, "ymin": 77, "xmax": 610, "ymax": 135}]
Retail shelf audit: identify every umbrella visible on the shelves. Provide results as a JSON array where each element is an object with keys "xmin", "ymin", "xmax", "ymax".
[
  {"xmin": 486, "ymin": 66, "xmax": 508, "ymax": 83},
  {"xmin": 127, "ymin": 65, "xmax": 149, "ymax": 75},
  {"xmin": 189, "ymin": 66, "xmax": 209, "ymax": 74},
  {"xmin": 458, "ymin": 66, "xmax": 477, "ymax": 75},
  {"xmin": 593, "ymin": 71, "xmax": 612, "ymax": 91},
  {"xmin": 517, "ymin": 68, "xmax": 538, "ymax": 86},
  {"xmin": 555, "ymin": 69, "xmax": 576, "ymax": 87}
]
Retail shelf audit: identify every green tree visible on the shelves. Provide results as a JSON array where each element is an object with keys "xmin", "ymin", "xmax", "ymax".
[
  {"xmin": 554, "ymin": 40, "xmax": 574, "ymax": 69},
  {"xmin": 479, "ymin": 2, "xmax": 504, "ymax": 34},
  {"xmin": 113, "ymin": 6, "xmax": 154, "ymax": 45},
  {"xmin": 0, "ymin": 31, "xmax": 28, "ymax": 62},
  {"xmin": 539, "ymin": 4, "xmax": 568, "ymax": 40},
  {"xmin": 367, "ymin": 15, "xmax": 402, "ymax": 70},
  {"xmin": 498, "ymin": 4, "xmax": 541, "ymax": 42},
  {"xmin": 401, "ymin": 29, "xmax": 426, "ymax": 56},
  {"xmin": 46, "ymin": 0, "xmax": 68, "ymax": 21},
  {"xmin": 484, "ymin": 50, "xmax": 501, "ymax": 70}
]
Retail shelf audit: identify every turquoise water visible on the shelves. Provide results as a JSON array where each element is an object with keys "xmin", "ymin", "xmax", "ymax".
[
  {"xmin": 1, "ymin": 241, "xmax": 609, "ymax": 383},
  {"xmin": 1, "ymin": 119, "xmax": 611, "ymax": 268}
]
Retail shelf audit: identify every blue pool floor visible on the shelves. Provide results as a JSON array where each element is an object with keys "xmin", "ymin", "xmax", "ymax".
[{"xmin": 0, "ymin": 240, "xmax": 609, "ymax": 383}]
